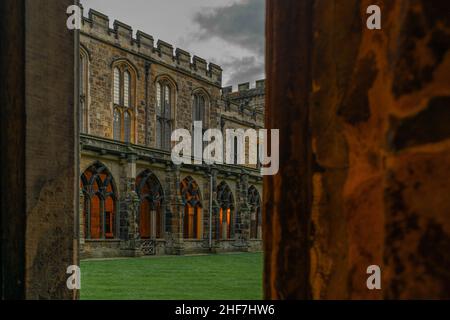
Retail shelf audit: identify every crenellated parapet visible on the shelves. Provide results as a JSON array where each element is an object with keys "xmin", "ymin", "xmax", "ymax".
[
  {"xmin": 81, "ymin": 8, "xmax": 222, "ymax": 87},
  {"xmin": 222, "ymin": 79, "xmax": 265, "ymax": 97},
  {"xmin": 220, "ymin": 79, "xmax": 265, "ymax": 124}
]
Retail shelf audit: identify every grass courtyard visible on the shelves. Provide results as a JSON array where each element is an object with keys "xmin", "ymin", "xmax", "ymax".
[{"xmin": 80, "ymin": 252, "xmax": 263, "ymax": 300}]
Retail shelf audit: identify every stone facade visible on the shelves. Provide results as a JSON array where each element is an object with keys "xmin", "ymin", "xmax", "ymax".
[
  {"xmin": 264, "ymin": 0, "xmax": 450, "ymax": 299},
  {"xmin": 79, "ymin": 8, "xmax": 264, "ymax": 258}
]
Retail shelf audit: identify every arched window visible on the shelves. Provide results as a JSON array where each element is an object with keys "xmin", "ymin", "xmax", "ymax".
[
  {"xmin": 192, "ymin": 91, "xmax": 208, "ymax": 158},
  {"xmin": 193, "ymin": 93, "xmax": 205, "ymax": 122},
  {"xmin": 248, "ymin": 186, "xmax": 262, "ymax": 239},
  {"xmin": 136, "ymin": 170, "xmax": 164, "ymax": 239},
  {"xmin": 216, "ymin": 182, "xmax": 235, "ymax": 240},
  {"xmin": 112, "ymin": 61, "xmax": 136, "ymax": 143},
  {"xmin": 80, "ymin": 162, "xmax": 118, "ymax": 240},
  {"xmin": 113, "ymin": 67, "xmax": 121, "ymax": 105},
  {"xmin": 156, "ymin": 79, "xmax": 174, "ymax": 150},
  {"xmin": 113, "ymin": 109, "xmax": 121, "ymax": 141},
  {"xmin": 124, "ymin": 111, "xmax": 131, "ymax": 143},
  {"xmin": 124, "ymin": 71, "xmax": 131, "ymax": 107},
  {"xmin": 180, "ymin": 177, "xmax": 202, "ymax": 239},
  {"xmin": 79, "ymin": 48, "xmax": 89, "ymax": 133}
]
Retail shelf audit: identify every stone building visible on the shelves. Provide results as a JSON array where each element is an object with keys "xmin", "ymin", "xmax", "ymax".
[{"xmin": 78, "ymin": 9, "xmax": 264, "ymax": 258}]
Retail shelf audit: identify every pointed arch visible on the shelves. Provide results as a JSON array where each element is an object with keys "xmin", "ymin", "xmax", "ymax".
[
  {"xmin": 153, "ymin": 73, "xmax": 178, "ymax": 92},
  {"xmin": 80, "ymin": 161, "xmax": 118, "ymax": 240},
  {"xmin": 216, "ymin": 181, "xmax": 235, "ymax": 240},
  {"xmin": 192, "ymin": 87, "xmax": 211, "ymax": 128},
  {"xmin": 180, "ymin": 176, "xmax": 202, "ymax": 239},
  {"xmin": 80, "ymin": 44, "xmax": 91, "ymax": 61},
  {"xmin": 136, "ymin": 170, "xmax": 165, "ymax": 239},
  {"xmin": 155, "ymin": 74, "xmax": 177, "ymax": 150},
  {"xmin": 111, "ymin": 59, "xmax": 137, "ymax": 143},
  {"xmin": 110, "ymin": 58, "xmax": 140, "ymax": 79}
]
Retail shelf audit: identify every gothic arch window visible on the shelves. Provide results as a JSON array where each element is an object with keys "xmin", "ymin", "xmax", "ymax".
[
  {"xmin": 113, "ymin": 109, "xmax": 121, "ymax": 141},
  {"xmin": 180, "ymin": 177, "xmax": 202, "ymax": 239},
  {"xmin": 156, "ymin": 76, "xmax": 176, "ymax": 150},
  {"xmin": 193, "ymin": 91, "xmax": 207, "ymax": 123},
  {"xmin": 124, "ymin": 70, "xmax": 131, "ymax": 107},
  {"xmin": 80, "ymin": 162, "xmax": 118, "ymax": 240},
  {"xmin": 217, "ymin": 181, "xmax": 235, "ymax": 240},
  {"xmin": 192, "ymin": 89, "xmax": 210, "ymax": 158},
  {"xmin": 112, "ymin": 60, "xmax": 136, "ymax": 143},
  {"xmin": 124, "ymin": 111, "xmax": 131, "ymax": 143},
  {"xmin": 136, "ymin": 170, "xmax": 164, "ymax": 239},
  {"xmin": 248, "ymin": 185, "xmax": 262, "ymax": 239},
  {"xmin": 79, "ymin": 47, "xmax": 89, "ymax": 133}
]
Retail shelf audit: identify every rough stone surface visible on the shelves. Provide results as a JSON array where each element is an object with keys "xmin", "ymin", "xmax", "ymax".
[
  {"xmin": 25, "ymin": 0, "xmax": 77, "ymax": 299},
  {"xmin": 265, "ymin": 0, "xmax": 450, "ymax": 299},
  {"xmin": 79, "ymin": 10, "xmax": 264, "ymax": 257}
]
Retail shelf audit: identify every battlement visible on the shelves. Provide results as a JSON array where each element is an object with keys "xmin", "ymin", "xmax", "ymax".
[
  {"xmin": 222, "ymin": 79, "xmax": 265, "ymax": 96},
  {"xmin": 81, "ymin": 8, "xmax": 222, "ymax": 87}
]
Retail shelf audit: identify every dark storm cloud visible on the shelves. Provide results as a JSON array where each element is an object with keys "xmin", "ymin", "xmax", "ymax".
[
  {"xmin": 193, "ymin": 0, "xmax": 265, "ymax": 85},
  {"xmin": 221, "ymin": 56, "xmax": 264, "ymax": 87},
  {"xmin": 194, "ymin": 0, "xmax": 265, "ymax": 55}
]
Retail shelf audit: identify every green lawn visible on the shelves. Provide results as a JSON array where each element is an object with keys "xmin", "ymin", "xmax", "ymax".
[{"xmin": 80, "ymin": 252, "xmax": 263, "ymax": 300}]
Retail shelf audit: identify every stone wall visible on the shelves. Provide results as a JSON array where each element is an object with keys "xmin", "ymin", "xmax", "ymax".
[
  {"xmin": 80, "ymin": 142, "xmax": 263, "ymax": 258},
  {"xmin": 2, "ymin": 0, "xmax": 78, "ymax": 300},
  {"xmin": 310, "ymin": 0, "xmax": 450, "ymax": 300},
  {"xmin": 80, "ymin": 8, "xmax": 222, "ymax": 147},
  {"xmin": 78, "ymin": 7, "xmax": 265, "ymax": 259},
  {"xmin": 265, "ymin": 0, "xmax": 450, "ymax": 300}
]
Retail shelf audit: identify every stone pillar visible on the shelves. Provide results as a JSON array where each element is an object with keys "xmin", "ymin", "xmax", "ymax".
[
  {"xmin": 212, "ymin": 200, "xmax": 220, "ymax": 246},
  {"xmin": 165, "ymin": 164, "xmax": 184, "ymax": 255},
  {"xmin": 1, "ymin": 0, "xmax": 78, "ymax": 299},
  {"xmin": 210, "ymin": 169, "xmax": 219, "ymax": 248},
  {"xmin": 202, "ymin": 166, "xmax": 217, "ymax": 249},
  {"xmin": 236, "ymin": 202, "xmax": 250, "ymax": 251},
  {"xmin": 232, "ymin": 173, "xmax": 250, "ymax": 250},
  {"xmin": 122, "ymin": 190, "xmax": 141, "ymax": 256},
  {"xmin": 119, "ymin": 153, "xmax": 141, "ymax": 256},
  {"xmin": 265, "ymin": 0, "xmax": 450, "ymax": 300},
  {"xmin": 264, "ymin": 0, "xmax": 316, "ymax": 300},
  {"xmin": 150, "ymin": 210, "xmax": 156, "ymax": 239}
]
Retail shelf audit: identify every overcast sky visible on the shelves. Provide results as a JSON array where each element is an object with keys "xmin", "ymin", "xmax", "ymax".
[{"xmin": 81, "ymin": 0, "xmax": 265, "ymax": 88}]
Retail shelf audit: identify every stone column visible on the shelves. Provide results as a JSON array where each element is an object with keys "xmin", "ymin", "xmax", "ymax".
[
  {"xmin": 122, "ymin": 190, "xmax": 141, "ymax": 256},
  {"xmin": 212, "ymin": 200, "xmax": 220, "ymax": 246},
  {"xmin": 210, "ymin": 168, "xmax": 220, "ymax": 249},
  {"xmin": 265, "ymin": 0, "xmax": 450, "ymax": 300},
  {"xmin": 119, "ymin": 152, "xmax": 141, "ymax": 256},
  {"xmin": 150, "ymin": 210, "xmax": 156, "ymax": 239},
  {"xmin": 233, "ymin": 173, "xmax": 250, "ymax": 250},
  {"xmin": 0, "ymin": 0, "xmax": 78, "ymax": 299},
  {"xmin": 165, "ymin": 163, "xmax": 184, "ymax": 255},
  {"xmin": 264, "ymin": 0, "xmax": 314, "ymax": 300},
  {"xmin": 202, "ymin": 166, "xmax": 217, "ymax": 249},
  {"xmin": 236, "ymin": 203, "xmax": 250, "ymax": 251}
]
